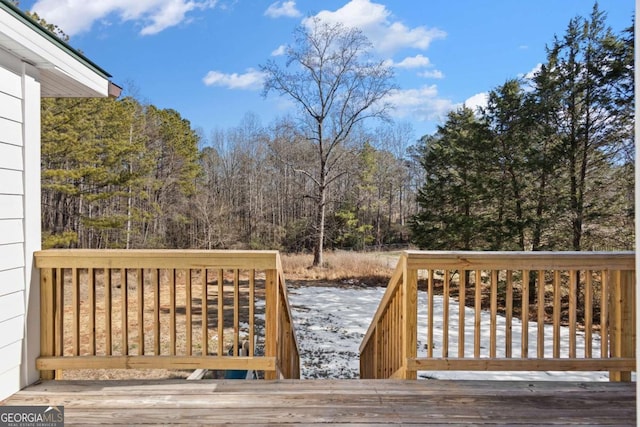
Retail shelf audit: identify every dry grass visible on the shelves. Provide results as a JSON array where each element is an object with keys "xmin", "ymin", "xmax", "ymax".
[{"xmin": 281, "ymin": 250, "xmax": 397, "ymax": 286}]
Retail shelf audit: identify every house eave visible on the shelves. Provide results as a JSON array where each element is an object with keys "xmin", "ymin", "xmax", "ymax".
[{"xmin": 0, "ymin": 0, "xmax": 116, "ymax": 98}]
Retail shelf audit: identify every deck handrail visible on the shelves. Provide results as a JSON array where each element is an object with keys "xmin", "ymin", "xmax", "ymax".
[
  {"xmin": 359, "ymin": 251, "xmax": 636, "ymax": 381},
  {"xmin": 36, "ymin": 249, "xmax": 300, "ymax": 380}
]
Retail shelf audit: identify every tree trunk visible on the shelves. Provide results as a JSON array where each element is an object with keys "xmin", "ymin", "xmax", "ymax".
[
  {"xmin": 313, "ymin": 184, "xmax": 326, "ymax": 267},
  {"xmin": 126, "ymin": 124, "xmax": 134, "ymax": 249}
]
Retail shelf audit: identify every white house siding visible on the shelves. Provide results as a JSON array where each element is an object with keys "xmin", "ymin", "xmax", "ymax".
[
  {"xmin": 0, "ymin": 49, "xmax": 39, "ymax": 402},
  {"xmin": 21, "ymin": 63, "xmax": 42, "ymax": 396},
  {"xmin": 0, "ymin": 1, "xmax": 113, "ymax": 401}
]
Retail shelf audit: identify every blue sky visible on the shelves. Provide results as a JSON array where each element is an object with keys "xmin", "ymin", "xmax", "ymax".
[{"xmin": 18, "ymin": 0, "xmax": 634, "ymax": 141}]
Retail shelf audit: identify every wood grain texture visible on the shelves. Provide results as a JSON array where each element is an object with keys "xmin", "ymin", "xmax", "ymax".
[
  {"xmin": 35, "ymin": 250, "xmax": 299, "ymax": 380},
  {"xmin": 2, "ymin": 379, "xmax": 635, "ymax": 426},
  {"xmin": 34, "ymin": 249, "xmax": 280, "ymax": 270},
  {"xmin": 361, "ymin": 251, "xmax": 636, "ymax": 381}
]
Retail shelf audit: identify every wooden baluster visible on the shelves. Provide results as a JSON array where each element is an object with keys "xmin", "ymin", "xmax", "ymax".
[
  {"xmin": 474, "ymin": 270, "xmax": 482, "ymax": 358},
  {"xmin": 201, "ymin": 268, "xmax": 208, "ymax": 356},
  {"xmin": 40, "ymin": 268, "xmax": 55, "ymax": 380},
  {"xmin": 584, "ymin": 271, "xmax": 592, "ymax": 358},
  {"xmin": 600, "ymin": 270, "xmax": 608, "ymax": 359},
  {"xmin": 521, "ymin": 270, "xmax": 529, "ymax": 358},
  {"xmin": 505, "ymin": 271, "xmax": 513, "ymax": 358},
  {"xmin": 389, "ymin": 293, "xmax": 394, "ymax": 376},
  {"xmin": 387, "ymin": 294, "xmax": 392, "ymax": 374},
  {"xmin": 169, "ymin": 269, "xmax": 176, "ymax": 356},
  {"xmin": 120, "ymin": 268, "xmax": 129, "ymax": 356},
  {"xmin": 186, "ymin": 270, "xmax": 192, "ymax": 356},
  {"xmin": 537, "ymin": 270, "xmax": 545, "ymax": 359},
  {"xmin": 88, "ymin": 268, "xmax": 96, "ymax": 356},
  {"xmin": 233, "ymin": 269, "xmax": 240, "ymax": 355},
  {"xmin": 458, "ymin": 270, "xmax": 466, "ymax": 358},
  {"xmin": 105, "ymin": 269, "xmax": 112, "ymax": 357},
  {"xmin": 382, "ymin": 303, "xmax": 387, "ymax": 376},
  {"xmin": 396, "ymin": 288, "xmax": 402, "ymax": 372},
  {"xmin": 217, "ymin": 269, "xmax": 224, "ymax": 357},
  {"xmin": 72, "ymin": 268, "xmax": 79, "ymax": 356},
  {"xmin": 489, "ymin": 270, "xmax": 498, "ymax": 358},
  {"xmin": 154, "ymin": 269, "xmax": 160, "ymax": 355},
  {"xmin": 427, "ymin": 269, "xmax": 434, "ymax": 358},
  {"xmin": 137, "ymin": 269, "xmax": 144, "ymax": 356},
  {"xmin": 442, "ymin": 270, "xmax": 449, "ymax": 358},
  {"xmin": 121, "ymin": 268, "xmax": 128, "ymax": 356},
  {"xmin": 569, "ymin": 270, "xmax": 577, "ymax": 358},
  {"xmin": 553, "ymin": 270, "xmax": 561, "ymax": 358},
  {"xmin": 54, "ymin": 268, "xmax": 63, "ymax": 363},
  {"xmin": 249, "ymin": 269, "xmax": 255, "ymax": 357},
  {"xmin": 375, "ymin": 319, "xmax": 381, "ymax": 378}
]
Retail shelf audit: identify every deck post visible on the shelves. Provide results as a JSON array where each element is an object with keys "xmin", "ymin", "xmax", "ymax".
[
  {"xmin": 39, "ymin": 268, "xmax": 55, "ymax": 380},
  {"xmin": 609, "ymin": 270, "xmax": 634, "ymax": 382},
  {"xmin": 264, "ymin": 269, "xmax": 278, "ymax": 380},
  {"xmin": 401, "ymin": 257, "xmax": 418, "ymax": 379}
]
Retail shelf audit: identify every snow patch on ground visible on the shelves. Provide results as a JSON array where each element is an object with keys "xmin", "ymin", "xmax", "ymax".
[
  {"xmin": 288, "ymin": 286, "xmax": 382, "ymax": 378},
  {"xmin": 288, "ymin": 285, "xmax": 618, "ymax": 381}
]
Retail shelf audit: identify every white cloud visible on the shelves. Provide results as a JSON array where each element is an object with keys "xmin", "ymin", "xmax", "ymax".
[
  {"xmin": 464, "ymin": 92, "xmax": 489, "ymax": 112},
  {"xmin": 392, "ymin": 54, "xmax": 431, "ymax": 69},
  {"xmin": 202, "ymin": 68, "xmax": 266, "ymax": 90},
  {"xmin": 387, "ymin": 85, "xmax": 458, "ymax": 122},
  {"xmin": 388, "ymin": 55, "xmax": 444, "ymax": 79},
  {"xmin": 386, "ymin": 55, "xmax": 443, "ymax": 79},
  {"xmin": 519, "ymin": 63, "xmax": 542, "ymax": 80},
  {"xmin": 31, "ymin": 0, "xmax": 217, "ymax": 36},
  {"xmin": 139, "ymin": 0, "xmax": 207, "ymax": 35},
  {"xmin": 418, "ymin": 69, "xmax": 444, "ymax": 79},
  {"xmin": 307, "ymin": 0, "xmax": 446, "ymax": 55},
  {"xmin": 386, "ymin": 88, "xmax": 488, "ymax": 125},
  {"xmin": 271, "ymin": 44, "xmax": 287, "ymax": 56},
  {"xmin": 264, "ymin": 1, "xmax": 301, "ymax": 18}
]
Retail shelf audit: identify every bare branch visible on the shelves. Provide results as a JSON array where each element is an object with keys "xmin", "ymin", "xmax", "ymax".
[{"xmin": 259, "ymin": 17, "xmax": 397, "ymax": 266}]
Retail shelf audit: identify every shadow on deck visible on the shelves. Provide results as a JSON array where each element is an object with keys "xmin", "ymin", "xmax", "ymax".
[{"xmin": 3, "ymin": 379, "xmax": 635, "ymax": 425}]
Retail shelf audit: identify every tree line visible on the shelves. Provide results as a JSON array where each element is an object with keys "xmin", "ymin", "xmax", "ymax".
[
  {"xmin": 411, "ymin": 4, "xmax": 634, "ymax": 252},
  {"xmin": 41, "ymin": 99, "xmax": 418, "ymax": 251},
  {"xmin": 40, "ymin": 4, "xmax": 633, "ymax": 255}
]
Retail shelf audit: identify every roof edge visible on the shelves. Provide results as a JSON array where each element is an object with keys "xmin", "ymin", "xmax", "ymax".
[{"xmin": 0, "ymin": 0, "xmax": 112, "ymax": 79}]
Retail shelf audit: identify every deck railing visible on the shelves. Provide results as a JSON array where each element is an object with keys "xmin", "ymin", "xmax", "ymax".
[
  {"xmin": 360, "ymin": 251, "xmax": 636, "ymax": 381},
  {"xmin": 36, "ymin": 249, "xmax": 300, "ymax": 380}
]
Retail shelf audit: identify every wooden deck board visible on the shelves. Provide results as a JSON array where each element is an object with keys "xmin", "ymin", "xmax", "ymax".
[{"xmin": 2, "ymin": 379, "xmax": 636, "ymax": 425}]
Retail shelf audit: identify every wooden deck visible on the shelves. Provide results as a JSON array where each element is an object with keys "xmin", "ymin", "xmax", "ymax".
[{"xmin": 2, "ymin": 379, "xmax": 635, "ymax": 425}]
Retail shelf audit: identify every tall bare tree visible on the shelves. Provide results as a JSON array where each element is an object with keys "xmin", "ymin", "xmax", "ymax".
[{"xmin": 261, "ymin": 17, "xmax": 396, "ymax": 266}]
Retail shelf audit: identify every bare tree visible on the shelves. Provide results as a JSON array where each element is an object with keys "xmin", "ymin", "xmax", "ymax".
[{"xmin": 261, "ymin": 17, "xmax": 396, "ymax": 266}]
